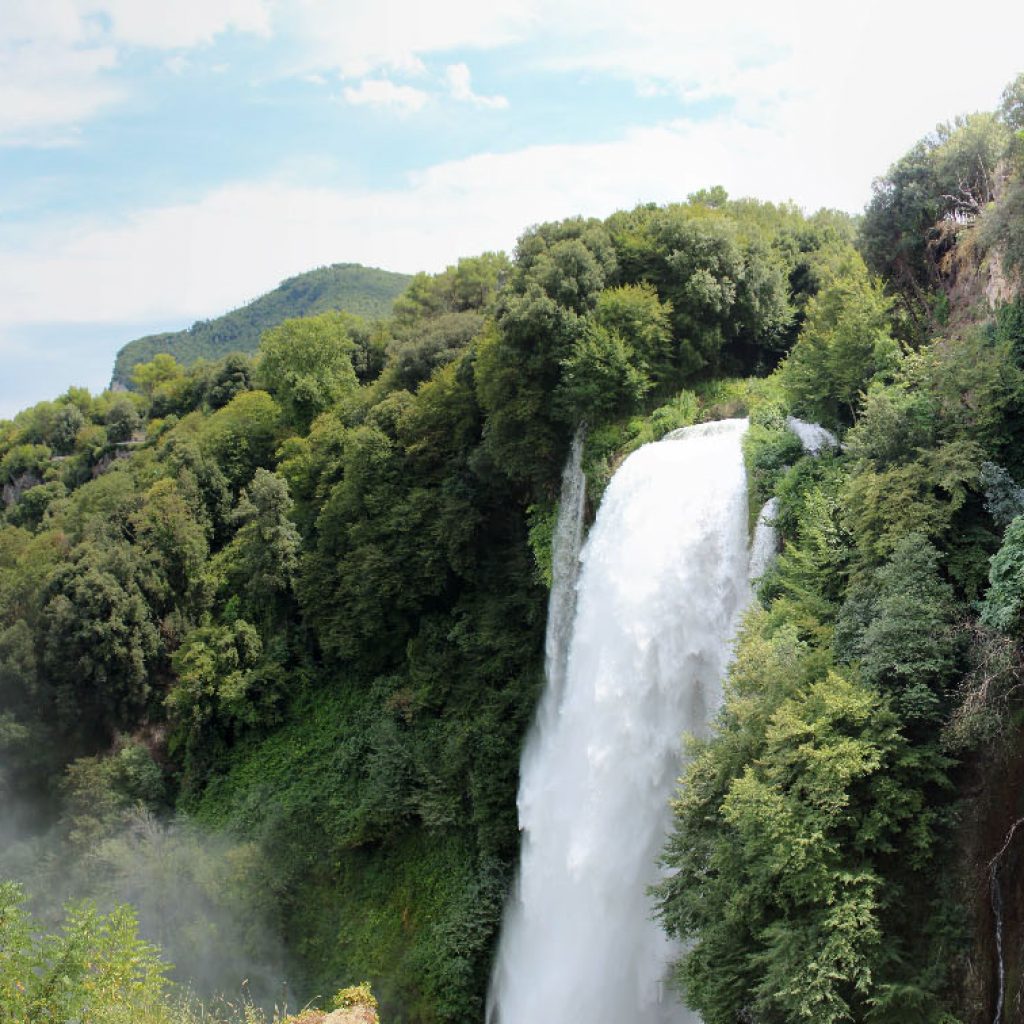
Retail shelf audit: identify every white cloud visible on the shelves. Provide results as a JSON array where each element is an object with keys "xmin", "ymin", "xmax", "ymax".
[
  {"xmin": 4, "ymin": 0, "xmax": 1024, "ymax": 325},
  {"xmin": 164, "ymin": 54, "xmax": 190, "ymax": 75},
  {"xmin": 537, "ymin": 0, "xmax": 1024, "ymax": 166},
  {"xmin": 445, "ymin": 63, "xmax": 508, "ymax": 109},
  {"xmin": 0, "ymin": 38, "xmax": 121, "ymax": 143},
  {"xmin": 0, "ymin": 114, "xmax": 908, "ymax": 331},
  {"xmin": 0, "ymin": 0, "xmax": 271, "ymax": 144},
  {"xmin": 88, "ymin": 0, "xmax": 271, "ymax": 49},
  {"xmin": 342, "ymin": 78, "xmax": 429, "ymax": 113},
  {"xmin": 277, "ymin": 0, "xmax": 535, "ymax": 78}
]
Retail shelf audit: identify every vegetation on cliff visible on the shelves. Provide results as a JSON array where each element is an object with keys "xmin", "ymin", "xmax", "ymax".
[{"xmin": 656, "ymin": 73, "xmax": 1024, "ymax": 1024}]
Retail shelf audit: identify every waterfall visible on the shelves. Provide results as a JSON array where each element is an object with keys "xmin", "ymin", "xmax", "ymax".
[
  {"xmin": 489, "ymin": 418, "xmax": 751, "ymax": 1024},
  {"xmin": 543, "ymin": 426, "xmax": 588, "ymax": 717},
  {"xmin": 786, "ymin": 415, "xmax": 838, "ymax": 454},
  {"xmin": 991, "ymin": 860, "xmax": 1005, "ymax": 1024},
  {"xmin": 748, "ymin": 497, "xmax": 780, "ymax": 584},
  {"xmin": 988, "ymin": 818, "xmax": 1024, "ymax": 1024}
]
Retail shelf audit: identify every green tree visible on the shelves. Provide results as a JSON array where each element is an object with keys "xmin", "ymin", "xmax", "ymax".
[
  {"xmin": 213, "ymin": 469, "xmax": 300, "ymax": 623},
  {"xmin": 781, "ymin": 255, "xmax": 900, "ymax": 427},
  {"xmin": 0, "ymin": 884, "xmax": 171, "ymax": 1024},
  {"xmin": 835, "ymin": 535, "xmax": 959, "ymax": 723},
  {"xmin": 981, "ymin": 514, "xmax": 1024, "ymax": 633},
  {"xmin": 132, "ymin": 477, "xmax": 209, "ymax": 615},
  {"xmin": 558, "ymin": 321, "xmax": 650, "ymax": 421},
  {"xmin": 132, "ymin": 353, "xmax": 187, "ymax": 410},
  {"xmin": 257, "ymin": 312, "xmax": 359, "ymax": 430},
  {"xmin": 204, "ymin": 352, "xmax": 254, "ymax": 409},
  {"xmin": 104, "ymin": 395, "xmax": 143, "ymax": 444},
  {"xmin": 167, "ymin": 619, "xmax": 264, "ymax": 782},
  {"xmin": 40, "ymin": 541, "xmax": 159, "ymax": 739},
  {"xmin": 198, "ymin": 389, "xmax": 282, "ymax": 489},
  {"xmin": 593, "ymin": 283, "xmax": 674, "ymax": 385},
  {"xmin": 998, "ymin": 71, "xmax": 1024, "ymax": 134}
]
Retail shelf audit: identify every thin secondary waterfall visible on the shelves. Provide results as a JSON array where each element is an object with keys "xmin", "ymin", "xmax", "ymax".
[
  {"xmin": 748, "ymin": 497, "xmax": 780, "ymax": 584},
  {"xmin": 987, "ymin": 818, "xmax": 1024, "ymax": 1024},
  {"xmin": 786, "ymin": 415, "xmax": 838, "ymax": 454},
  {"xmin": 489, "ymin": 418, "xmax": 751, "ymax": 1024},
  {"xmin": 542, "ymin": 425, "xmax": 588, "ymax": 716}
]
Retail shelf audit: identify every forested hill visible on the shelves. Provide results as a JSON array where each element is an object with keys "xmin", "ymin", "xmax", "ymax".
[
  {"xmin": 111, "ymin": 262, "xmax": 412, "ymax": 387},
  {"xmin": 2, "ymin": 74, "xmax": 1024, "ymax": 1024}
]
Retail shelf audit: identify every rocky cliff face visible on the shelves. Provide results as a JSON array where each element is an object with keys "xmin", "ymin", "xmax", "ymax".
[
  {"xmin": 952, "ymin": 728, "xmax": 1024, "ymax": 1024},
  {"xmin": 1, "ymin": 471, "xmax": 41, "ymax": 508}
]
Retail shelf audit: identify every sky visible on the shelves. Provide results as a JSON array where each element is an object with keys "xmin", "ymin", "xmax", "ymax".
[{"xmin": 1, "ymin": 0, "xmax": 1023, "ymax": 418}]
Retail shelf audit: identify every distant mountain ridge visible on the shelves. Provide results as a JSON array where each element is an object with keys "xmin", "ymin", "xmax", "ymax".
[{"xmin": 111, "ymin": 263, "xmax": 412, "ymax": 386}]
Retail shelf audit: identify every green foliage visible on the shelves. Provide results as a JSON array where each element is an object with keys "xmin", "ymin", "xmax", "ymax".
[
  {"xmin": 386, "ymin": 310, "xmax": 486, "ymax": 393},
  {"xmin": 658, "ymin": 597, "xmax": 956, "ymax": 1023},
  {"xmin": 113, "ymin": 264, "xmax": 412, "ymax": 386},
  {"xmin": 0, "ymin": 883, "xmax": 172, "ymax": 1024},
  {"xmin": 979, "ymin": 173, "xmax": 1024, "ymax": 277},
  {"xmin": 607, "ymin": 200, "xmax": 794, "ymax": 377},
  {"xmin": 333, "ymin": 982, "xmax": 379, "ymax": 1011},
  {"xmin": 860, "ymin": 74, "xmax": 1024, "ymax": 337},
  {"xmin": 133, "ymin": 477, "xmax": 210, "ymax": 614},
  {"xmin": 62, "ymin": 742, "xmax": 167, "ymax": 849},
  {"xmin": 999, "ymin": 73, "xmax": 1024, "ymax": 134},
  {"xmin": 743, "ymin": 409, "xmax": 805, "ymax": 510},
  {"xmin": 980, "ymin": 514, "xmax": 1024, "ymax": 633},
  {"xmin": 105, "ymin": 395, "xmax": 144, "ymax": 443},
  {"xmin": 198, "ymin": 390, "xmax": 283, "ymax": 489},
  {"xmin": 132, "ymin": 354, "xmax": 189, "ymax": 414},
  {"xmin": 257, "ymin": 312, "xmax": 360, "ymax": 431},
  {"xmin": 168, "ymin": 620, "xmax": 264, "ymax": 777},
  {"xmin": 40, "ymin": 540, "xmax": 160, "ymax": 740},
  {"xmin": 525, "ymin": 503, "xmax": 556, "ymax": 588},
  {"xmin": 995, "ymin": 296, "xmax": 1024, "ymax": 364},
  {"xmin": 656, "ymin": 605, "xmax": 951, "ymax": 1024},
  {"xmin": 558, "ymin": 320, "xmax": 650, "ymax": 421},
  {"xmin": 212, "ymin": 469, "xmax": 300, "ymax": 624},
  {"xmin": 835, "ymin": 536, "xmax": 960, "ymax": 723},
  {"xmin": 392, "ymin": 253, "xmax": 508, "ymax": 326},
  {"xmin": 781, "ymin": 254, "xmax": 901, "ymax": 427},
  {"xmin": 593, "ymin": 283, "xmax": 674, "ymax": 383}
]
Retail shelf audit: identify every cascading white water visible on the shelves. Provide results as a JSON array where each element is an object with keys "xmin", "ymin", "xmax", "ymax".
[
  {"xmin": 542, "ymin": 426, "xmax": 588, "ymax": 719},
  {"xmin": 786, "ymin": 415, "xmax": 838, "ymax": 454},
  {"xmin": 748, "ymin": 497, "xmax": 780, "ymax": 584},
  {"xmin": 488, "ymin": 419, "xmax": 752, "ymax": 1024}
]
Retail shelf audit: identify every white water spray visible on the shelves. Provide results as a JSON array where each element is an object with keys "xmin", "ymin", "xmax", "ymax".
[{"xmin": 489, "ymin": 419, "xmax": 752, "ymax": 1024}]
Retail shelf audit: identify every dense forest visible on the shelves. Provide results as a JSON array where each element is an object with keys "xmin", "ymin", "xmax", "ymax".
[
  {"xmin": 110, "ymin": 264, "xmax": 412, "ymax": 389},
  {"xmin": 1, "ymin": 75, "xmax": 1023, "ymax": 1023}
]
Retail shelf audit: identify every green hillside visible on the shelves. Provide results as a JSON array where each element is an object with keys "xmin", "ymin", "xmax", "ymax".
[{"xmin": 111, "ymin": 263, "xmax": 412, "ymax": 387}]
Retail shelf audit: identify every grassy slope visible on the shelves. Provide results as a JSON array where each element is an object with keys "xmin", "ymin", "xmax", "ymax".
[{"xmin": 111, "ymin": 264, "xmax": 412, "ymax": 386}]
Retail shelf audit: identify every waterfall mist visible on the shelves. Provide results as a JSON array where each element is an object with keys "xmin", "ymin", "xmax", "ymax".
[{"xmin": 489, "ymin": 419, "xmax": 752, "ymax": 1024}]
